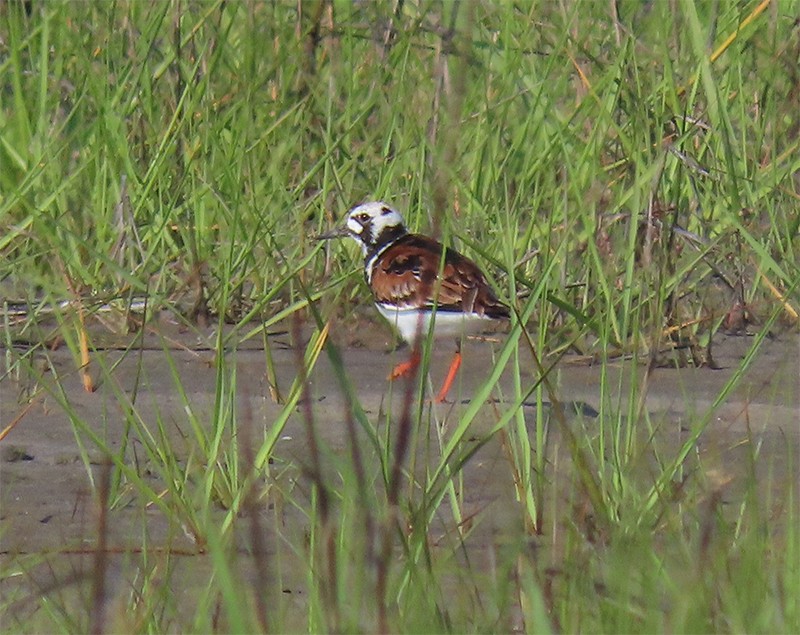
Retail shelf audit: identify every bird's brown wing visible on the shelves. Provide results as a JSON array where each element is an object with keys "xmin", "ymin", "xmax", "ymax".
[{"xmin": 370, "ymin": 234, "xmax": 509, "ymax": 318}]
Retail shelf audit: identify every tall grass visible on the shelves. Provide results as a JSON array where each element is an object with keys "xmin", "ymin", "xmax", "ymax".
[{"xmin": 1, "ymin": 0, "xmax": 798, "ymax": 632}]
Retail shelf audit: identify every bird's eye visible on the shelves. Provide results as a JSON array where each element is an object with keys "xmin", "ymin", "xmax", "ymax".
[{"xmin": 356, "ymin": 213, "xmax": 370, "ymax": 223}]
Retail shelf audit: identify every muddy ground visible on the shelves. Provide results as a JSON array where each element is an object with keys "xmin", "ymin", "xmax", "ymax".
[{"xmin": 1, "ymin": 318, "xmax": 797, "ymax": 628}]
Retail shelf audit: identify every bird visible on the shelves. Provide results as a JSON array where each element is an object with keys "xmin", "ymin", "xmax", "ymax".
[{"xmin": 317, "ymin": 201, "xmax": 509, "ymax": 402}]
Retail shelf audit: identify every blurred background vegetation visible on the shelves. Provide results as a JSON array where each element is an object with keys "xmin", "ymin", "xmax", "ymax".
[{"xmin": 2, "ymin": 0, "xmax": 797, "ymax": 350}]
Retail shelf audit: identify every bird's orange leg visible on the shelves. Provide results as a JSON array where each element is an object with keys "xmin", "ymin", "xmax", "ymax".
[
  {"xmin": 389, "ymin": 349, "xmax": 421, "ymax": 380},
  {"xmin": 434, "ymin": 350, "xmax": 462, "ymax": 403}
]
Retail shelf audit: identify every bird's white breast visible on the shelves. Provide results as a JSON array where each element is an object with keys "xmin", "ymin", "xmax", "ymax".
[{"xmin": 376, "ymin": 303, "xmax": 496, "ymax": 343}]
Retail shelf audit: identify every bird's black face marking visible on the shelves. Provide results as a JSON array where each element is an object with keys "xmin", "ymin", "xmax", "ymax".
[
  {"xmin": 381, "ymin": 205, "xmax": 393, "ymax": 215},
  {"xmin": 351, "ymin": 213, "xmax": 373, "ymax": 245}
]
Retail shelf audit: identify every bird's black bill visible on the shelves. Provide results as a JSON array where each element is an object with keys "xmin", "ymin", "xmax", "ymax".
[{"xmin": 314, "ymin": 226, "xmax": 349, "ymax": 240}]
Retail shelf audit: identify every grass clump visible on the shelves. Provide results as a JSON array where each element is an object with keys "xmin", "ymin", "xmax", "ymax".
[{"xmin": 1, "ymin": 1, "xmax": 798, "ymax": 633}]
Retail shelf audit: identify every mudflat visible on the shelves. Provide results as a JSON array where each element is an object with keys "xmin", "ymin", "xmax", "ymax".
[{"xmin": 1, "ymin": 319, "xmax": 797, "ymax": 625}]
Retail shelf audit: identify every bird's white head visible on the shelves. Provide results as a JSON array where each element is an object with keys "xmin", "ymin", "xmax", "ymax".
[{"xmin": 319, "ymin": 201, "xmax": 408, "ymax": 256}]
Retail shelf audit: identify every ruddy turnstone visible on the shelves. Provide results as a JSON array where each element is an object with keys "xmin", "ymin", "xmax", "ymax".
[{"xmin": 318, "ymin": 201, "xmax": 509, "ymax": 402}]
